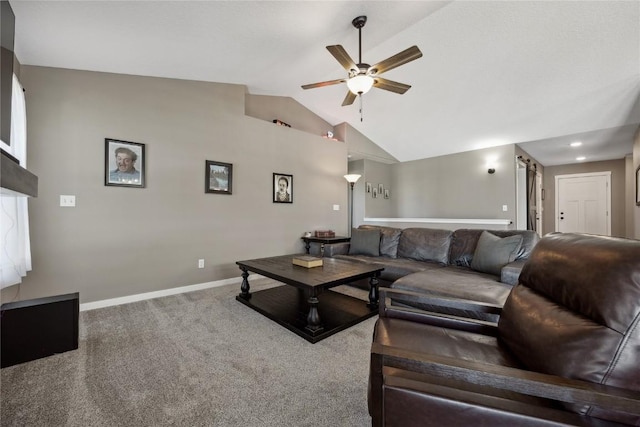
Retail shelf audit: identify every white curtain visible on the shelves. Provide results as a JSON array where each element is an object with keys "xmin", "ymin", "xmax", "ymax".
[{"xmin": 0, "ymin": 74, "xmax": 31, "ymax": 289}]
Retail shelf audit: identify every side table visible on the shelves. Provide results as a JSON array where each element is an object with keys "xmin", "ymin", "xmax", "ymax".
[{"xmin": 301, "ymin": 236, "xmax": 350, "ymax": 257}]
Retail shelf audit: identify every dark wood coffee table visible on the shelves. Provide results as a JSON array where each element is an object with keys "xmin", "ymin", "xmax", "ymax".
[{"xmin": 236, "ymin": 255, "xmax": 384, "ymax": 343}]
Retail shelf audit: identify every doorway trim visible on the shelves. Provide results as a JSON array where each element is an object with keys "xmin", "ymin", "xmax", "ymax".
[
  {"xmin": 515, "ymin": 158, "xmax": 528, "ymax": 230},
  {"xmin": 554, "ymin": 171, "xmax": 611, "ymax": 235}
]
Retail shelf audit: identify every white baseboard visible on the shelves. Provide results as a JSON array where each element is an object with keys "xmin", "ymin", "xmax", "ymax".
[{"xmin": 79, "ymin": 275, "xmax": 263, "ymax": 312}]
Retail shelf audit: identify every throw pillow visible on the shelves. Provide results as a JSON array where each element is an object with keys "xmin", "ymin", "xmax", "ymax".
[
  {"xmin": 348, "ymin": 228, "xmax": 381, "ymax": 256},
  {"xmin": 471, "ymin": 231, "xmax": 523, "ymax": 276}
]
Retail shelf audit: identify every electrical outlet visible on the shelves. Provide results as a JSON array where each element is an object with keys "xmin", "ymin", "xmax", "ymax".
[
  {"xmin": 198, "ymin": 259, "xmax": 205, "ymax": 269},
  {"xmin": 333, "ymin": 204, "xmax": 340, "ymax": 211},
  {"xmin": 60, "ymin": 195, "xmax": 76, "ymax": 207},
  {"xmin": 502, "ymin": 205, "xmax": 508, "ymax": 212}
]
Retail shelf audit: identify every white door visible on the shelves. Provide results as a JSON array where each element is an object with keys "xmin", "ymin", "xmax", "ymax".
[{"xmin": 555, "ymin": 172, "xmax": 610, "ymax": 235}]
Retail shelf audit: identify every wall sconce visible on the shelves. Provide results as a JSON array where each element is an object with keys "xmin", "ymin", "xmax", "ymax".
[{"xmin": 486, "ymin": 157, "xmax": 497, "ymax": 174}]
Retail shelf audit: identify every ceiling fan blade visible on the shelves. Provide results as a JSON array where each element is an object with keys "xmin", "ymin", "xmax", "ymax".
[
  {"xmin": 327, "ymin": 45, "xmax": 358, "ymax": 73},
  {"xmin": 369, "ymin": 46, "xmax": 423, "ymax": 75},
  {"xmin": 373, "ymin": 77, "xmax": 411, "ymax": 94},
  {"xmin": 342, "ymin": 91, "xmax": 357, "ymax": 106},
  {"xmin": 301, "ymin": 78, "xmax": 346, "ymax": 90}
]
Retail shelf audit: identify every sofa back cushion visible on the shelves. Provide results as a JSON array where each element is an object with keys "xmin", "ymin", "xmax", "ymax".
[
  {"xmin": 397, "ymin": 228, "xmax": 452, "ymax": 264},
  {"xmin": 348, "ymin": 228, "xmax": 381, "ymax": 256},
  {"xmin": 449, "ymin": 229, "xmax": 539, "ymax": 267},
  {"xmin": 498, "ymin": 233, "xmax": 640, "ymax": 424},
  {"xmin": 470, "ymin": 231, "xmax": 523, "ymax": 276},
  {"xmin": 359, "ymin": 225, "xmax": 402, "ymax": 258}
]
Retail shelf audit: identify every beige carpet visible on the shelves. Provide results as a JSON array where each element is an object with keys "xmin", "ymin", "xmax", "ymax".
[{"xmin": 1, "ymin": 280, "xmax": 376, "ymax": 426}]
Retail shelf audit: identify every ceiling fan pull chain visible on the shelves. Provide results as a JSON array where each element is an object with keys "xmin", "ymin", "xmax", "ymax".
[{"xmin": 359, "ymin": 95, "xmax": 364, "ymax": 122}]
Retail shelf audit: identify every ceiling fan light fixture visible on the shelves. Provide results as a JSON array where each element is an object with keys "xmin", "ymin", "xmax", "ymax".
[{"xmin": 347, "ymin": 74, "xmax": 374, "ymax": 95}]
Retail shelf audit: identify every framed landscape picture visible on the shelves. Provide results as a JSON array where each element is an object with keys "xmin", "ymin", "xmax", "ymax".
[
  {"xmin": 206, "ymin": 160, "xmax": 233, "ymax": 195},
  {"xmin": 273, "ymin": 173, "xmax": 293, "ymax": 203},
  {"xmin": 105, "ymin": 138, "xmax": 145, "ymax": 188}
]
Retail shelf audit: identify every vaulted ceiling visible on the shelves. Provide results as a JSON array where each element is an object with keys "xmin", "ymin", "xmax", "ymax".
[{"xmin": 9, "ymin": 0, "xmax": 640, "ymax": 166}]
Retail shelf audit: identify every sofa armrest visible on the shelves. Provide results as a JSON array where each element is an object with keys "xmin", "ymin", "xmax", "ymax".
[
  {"xmin": 371, "ymin": 343, "xmax": 640, "ymax": 417},
  {"xmin": 322, "ymin": 242, "xmax": 350, "ymax": 257},
  {"xmin": 380, "ymin": 288, "xmax": 501, "ymax": 336},
  {"xmin": 500, "ymin": 259, "xmax": 527, "ymax": 285}
]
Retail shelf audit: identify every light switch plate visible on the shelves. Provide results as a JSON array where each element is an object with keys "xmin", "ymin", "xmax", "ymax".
[{"xmin": 333, "ymin": 205, "xmax": 340, "ymax": 211}]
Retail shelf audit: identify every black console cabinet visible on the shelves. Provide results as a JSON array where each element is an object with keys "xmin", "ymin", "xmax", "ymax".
[{"xmin": 1, "ymin": 292, "xmax": 79, "ymax": 368}]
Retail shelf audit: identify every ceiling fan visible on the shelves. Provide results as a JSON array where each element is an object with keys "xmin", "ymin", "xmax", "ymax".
[{"xmin": 301, "ymin": 16, "xmax": 423, "ymax": 107}]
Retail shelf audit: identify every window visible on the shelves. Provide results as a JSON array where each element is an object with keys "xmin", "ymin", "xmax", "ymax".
[{"xmin": 1, "ymin": 74, "xmax": 31, "ymax": 289}]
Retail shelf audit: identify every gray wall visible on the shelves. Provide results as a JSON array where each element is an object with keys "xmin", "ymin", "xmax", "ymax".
[
  {"xmin": 245, "ymin": 94, "xmax": 334, "ymax": 139},
  {"xmin": 4, "ymin": 66, "xmax": 348, "ymax": 304},
  {"xmin": 542, "ymin": 159, "xmax": 626, "ymax": 237},
  {"xmin": 360, "ymin": 159, "xmax": 395, "ymax": 219},
  {"xmin": 347, "ymin": 159, "xmax": 365, "ymax": 231},
  {"xmin": 336, "ymin": 123, "xmax": 398, "ymax": 164},
  {"xmin": 383, "ymin": 144, "xmax": 517, "ymax": 222}
]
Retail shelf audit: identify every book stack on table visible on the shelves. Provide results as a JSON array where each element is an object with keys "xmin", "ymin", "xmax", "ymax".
[
  {"xmin": 314, "ymin": 230, "xmax": 335, "ymax": 238},
  {"xmin": 292, "ymin": 256, "xmax": 323, "ymax": 268}
]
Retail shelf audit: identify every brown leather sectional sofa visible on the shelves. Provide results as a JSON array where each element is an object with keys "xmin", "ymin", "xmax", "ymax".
[
  {"xmin": 325, "ymin": 225, "xmax": 539, "ymax": 320},
  {"xmin": 369, "ymin": 232, "xmax": 640, "ymax": 426}
]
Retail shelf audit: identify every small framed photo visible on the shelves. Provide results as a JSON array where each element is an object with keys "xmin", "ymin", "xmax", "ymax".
[
  {"xmin": 378, "ymin": 183, "xmax": 384, "ymax": 194},
  {"xmin": 206, "ymin": 160, "xmax": 233, "ymax": 195},
  {"xmin": 105, "ymin": 138, "xmax": 145, "ymax": 188},
  {"xmin": 273, "ymin": 173, "xmax": 293, "ymax": 203},
  {"xmin": 372, "ymin": 187, "xmax": 378, "ymax": 198},
  {"xmin": 384, "ymin": 189, "xmax": 390, "ymax": 199},
  {"xmin": 366, "ymin": 182, "xmax": 372, "ymax": 193}
]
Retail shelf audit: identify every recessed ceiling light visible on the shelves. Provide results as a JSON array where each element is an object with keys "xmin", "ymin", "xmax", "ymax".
[
  {"xmin": 576, "ymin": 156, "xmax": 586, "ymax": 161},
  {"xmin": 570, "ymin": 141, "xmax": 582, "ymax": 147}
]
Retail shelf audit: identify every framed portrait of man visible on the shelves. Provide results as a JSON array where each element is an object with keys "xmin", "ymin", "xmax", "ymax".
[
  {"xmin": 273, "ymin": 173, "xmax": 293, "ymax": 203},
  {"xmin": 104, "ymin": 138, "xmax": 145, "ymax": 188}
]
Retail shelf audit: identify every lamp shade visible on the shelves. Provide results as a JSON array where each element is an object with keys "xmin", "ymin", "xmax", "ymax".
[
  {"xmin": 346, "ymin": 75, "xmax": 374, "ymax": 95},
  {"xmin": 344, "ymin": 174, "xmax": 361, "ymax": 183}
]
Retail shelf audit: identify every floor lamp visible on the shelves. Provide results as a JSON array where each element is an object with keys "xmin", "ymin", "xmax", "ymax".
[{"xmin": 344, "ymin": 174, "xmax": 361, "ymax": 237}]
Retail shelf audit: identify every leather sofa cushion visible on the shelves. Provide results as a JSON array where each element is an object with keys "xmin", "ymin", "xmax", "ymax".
[
  {"xmin": 381, "ymin": 373, "xmax": 588, "ymax": 427},
  {"xmin": 470, "ymin": 231, "xmax": 523, "ymax": 276},
  {"xmin": 500, "ymin": 259, "xmax": 526, "ymax": 286},
  {"xmin": 375, "ymin": 317, "xmax": 520, "ymax": 367},
  {"xmin": 359, "ymin": 225, "xmax": 402, "ymax": 258},
  {"xmin": 392, "ymin": 268, "xmax": 512, "ymax": 305},
  {"xmin": 348, "ymin": 228, "xmax": 381, "ymax": 256},
  {"xmin": 397, "ymin": 228, "xmax": 452, "ymax": 264},
  {"xmin": 498, "ymin": 233, "xmax": 640, "ymax": 424},
  {"xmin": 449, "ymin": 229, "xmax": 539, "ymax": 267},
  {"xmin": 333, "ymin": 254, "xmax": 443, "ymax": 282},
  {"xmin": 391, "ymin": 268, "xmax": 512, "ymax": 321}
]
